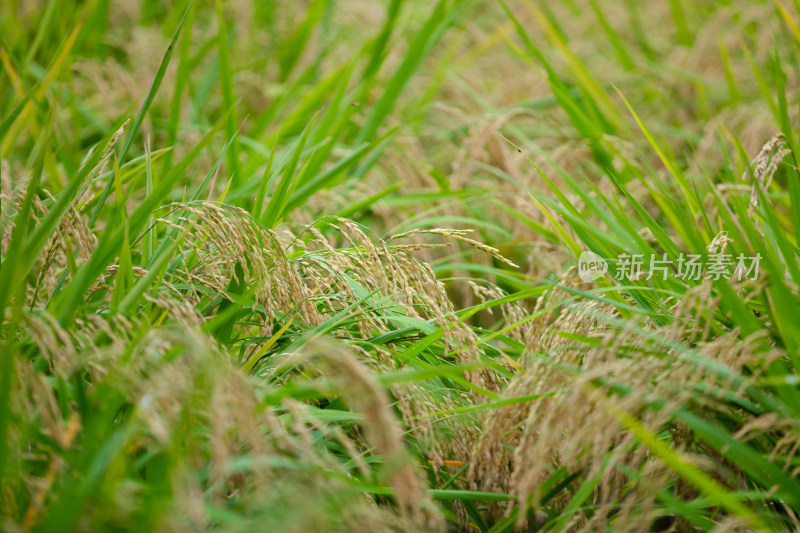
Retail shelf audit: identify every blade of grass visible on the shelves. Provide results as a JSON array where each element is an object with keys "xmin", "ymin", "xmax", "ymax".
[{"xmin": 89, "ymin": 1, "xmax": 192, "ymax": 226}]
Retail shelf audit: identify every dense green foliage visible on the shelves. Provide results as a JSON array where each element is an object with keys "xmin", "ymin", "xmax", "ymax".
[{"xmin": 2, "ymin": 0, "xmax": 800, "ymax": 531}]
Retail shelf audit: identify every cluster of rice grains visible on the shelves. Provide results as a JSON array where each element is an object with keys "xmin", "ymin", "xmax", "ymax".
[
  {"xmin": 1, "ymin": 205, "xmax": 444, "ymax": 531},
  {"xmin": 1, "ymin": 155, "xmax": 510, "ymax": 529},
  {"xmin": 462, "ymin": 271, "xmax": 795, "ymax": 532},
  {"xmin": 12, "ymin": 320, "xmax": 435, "ymax": 532},
  {"xmin": 163, "ymin": 206, "xmax": 504, "ymax": 443},
  {"xmin": 8, "ymin": 169, "xmax": 798, "ymax": 531},
  {"xmin": 114, "ymin": 201, "xmax": 513, "ymax": 529},
  {"xmin": 1, "ymin": 171, "xmax": 98, "ymax": 310}
]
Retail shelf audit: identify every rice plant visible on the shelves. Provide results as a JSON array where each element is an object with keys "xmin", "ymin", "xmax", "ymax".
[{"xmin": 2, "ymin": 0, "xmax": 800, "ymax": 531}]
